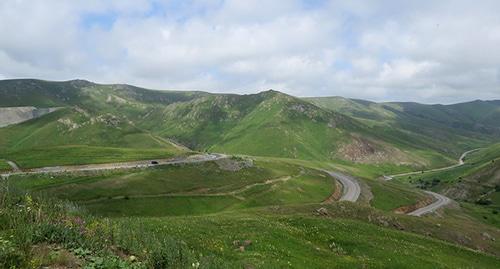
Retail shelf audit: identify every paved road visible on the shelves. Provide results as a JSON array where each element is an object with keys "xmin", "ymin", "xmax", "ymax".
[
  {"xmin": 0, "ymin": 153, "xmax": 226, "ymax": 178},
  {"xmin": 325, "ymin": 171, "xmax": 361, "ymax": 202},
  {"xmin": 384, "ymin": 148, "xmax": 481, "ymax": 180},
  {"xmin": 407, "ymin": 191, "xmax": 451, "ymax": 216},
  {"xmin": 383, "ymin": 150, "xmax": 480, "ymax": 216}
]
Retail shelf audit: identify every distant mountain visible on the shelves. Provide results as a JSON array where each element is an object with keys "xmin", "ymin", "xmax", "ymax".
[{"xmin": 1, "ymin": 79, "xmax": 498, "ymax": 168}]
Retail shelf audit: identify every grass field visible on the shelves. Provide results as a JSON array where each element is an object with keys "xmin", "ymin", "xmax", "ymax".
[
  {"xmin": 365, "ymin": 179, "xmax": 427, "ymax": 211},
  {"xmin": 251, "ymin": 156, "xmax": 431, "ymax": 211},
  {"xmin": 115, "ymin": 212, "xmax": 500, "ymax": 269},
  {"xmin": 0, "ymin": 159, "xmax": 11, "ymax": 171},
  {"xmin": 2, "ymin": 187, "xmax": 500, "ymax": 269},
  {"xmin": 461, "ymin": 202, "xmax": 500, "ymax": 229},
  {"xmin": 8, "ymin": 159, "xmax": 335, "ymax": 217},
  {"xmin": 4, "ymin": 155, "xmax": 500, "ymax": 268}
]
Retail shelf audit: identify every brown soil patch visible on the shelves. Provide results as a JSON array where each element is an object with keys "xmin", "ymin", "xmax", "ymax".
[
  {"xmin": 322, "ymin": 177, "xmax": 343, "ymax": 203},
  {"xmin": 393, "ymin": 196, "xmax": 434, "ymax": 214}
]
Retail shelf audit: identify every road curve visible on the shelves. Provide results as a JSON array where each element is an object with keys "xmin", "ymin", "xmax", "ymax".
[
  {"xmin": 325, "ymin": 171, "xmax": 361, "ymax": 202},
  {"xmin": 384, "ymin": 148, "xmax": 481, "ymax": 180},
  {"xmin": 0, "ymin": 153, "xmax": 226, "ymax": 178},
  {"xmin": 407, "ymin": 191, "xmax": 451, "ymax": 216},
  {"xmin": 383, "ymin": 150, "xmax": 479, "ymax": 216}
]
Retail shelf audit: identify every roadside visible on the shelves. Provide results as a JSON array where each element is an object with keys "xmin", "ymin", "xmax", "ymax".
[{"xmin": 0, "ymin": 153, "xmax": 226, "ymax": 178}]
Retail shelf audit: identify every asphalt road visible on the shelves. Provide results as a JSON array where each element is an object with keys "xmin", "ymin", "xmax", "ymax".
[
  {"xmin": 383, "ymin": 150, "xmax": 481, "ymax": 216},
  {"xmin": 1, "ymin": 153, "xmax": 226, "ymax": 178},
  {"xmin": 326, "ymin": 171, "xmax": 361, "ymax": 202},
  {"xmin": 384, "ymin": 148, "xmax": 481, "ymax": 180},
  {"xmin": 407, "ymin": 191, "xmax": 451, "ymax": 216}
]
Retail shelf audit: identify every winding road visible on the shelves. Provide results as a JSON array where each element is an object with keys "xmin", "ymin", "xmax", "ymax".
[
  {"xmin": 407, "ymin": 191, "xmax": 451, "ymax": 217},
  {"xmin": 384, "ymin": 148, "xmax": 480, "ymax": 180},
  {"xmin": 385, "ymin": 149, "xmax": 481, "ymax": 216},
  {"xmin": 326, "ymin": 171, "xmax": 361, "ymax": 202},
  {"xmin": 0, "ymin": 153, "xmax": 226, "ymax": 179}
]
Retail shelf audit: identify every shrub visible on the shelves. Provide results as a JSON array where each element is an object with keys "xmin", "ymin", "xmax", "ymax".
[
  {"xmin": 475, "ymin": 198, "xmax": 493, "ymax": 205},
  {"xmin": 0, "ymin": 237, "xmax": 27, "ymax": 268},
  {"xmin": 148, "ymin": 238, "xmax": 189, "ymax": 269}
]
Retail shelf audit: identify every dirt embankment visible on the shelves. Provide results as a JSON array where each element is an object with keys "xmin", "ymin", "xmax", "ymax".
[
  {"xmin": 322, "ymin": 178, "xmax": 343, "ymax": 203},
  {"xmin": 0, "ymin": 106, "xmax": 59, "ymax": 127},
  {"xmin": 393, "ymin": 196, "xmax": 434, "ymax": 214}
]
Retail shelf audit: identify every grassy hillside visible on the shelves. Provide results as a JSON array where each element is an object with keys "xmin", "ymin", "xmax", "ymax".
[
  {"xmin": 3, "ymin": 185, "xmax": 500, "ymax": 268},
  {"xmin": 306, "ymin": 96, "xmax": 498, "ymax": 159},
  {"xmin": 124, "ymin": 211, "xmax": 500, "ymax": 268},
  {"xmin": 8, "ymin": 158, "xmax": 335, "ymax": 217},
  {"xmin": 395, "ymin": 143, "xmax": 500, "ymax": 227},
  {"xmin": 1, "ymin": 79, "xmax": 479, "ymax": 168},
  {"xmin": 0, "ymin": 108, "xmax": 186, "ymax": 168},
  {"xmin": 0, "ymin": 159, "xmax": 10, "ymax": 172},
  {"xmin": 403, "ymin": 143, "xmax": 500, "ymax": 196}
]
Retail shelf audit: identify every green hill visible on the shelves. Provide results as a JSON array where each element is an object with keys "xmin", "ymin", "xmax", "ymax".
[
  {"xmin": 0, "ymin": 80, "xmax": 196, "ymax": 167},
  {"xmin": 401, "ymin": 143, "xmax": 500, "ymax": 227},
  {"xmin": 3, "ymin": 79, "xmax": 499, "ymax": 169},
  {"xmin": 0, "ymin": 79, "xmax": 448, "ymax": 168},
  {"xmin": 305, "ymin": 96, "xmax": 499, "ymax": 158}
]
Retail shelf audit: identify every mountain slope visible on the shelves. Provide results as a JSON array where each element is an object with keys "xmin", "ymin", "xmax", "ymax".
[
  {"xmin": 305, "ymin": 96, "xmax": 499, "ymax": 158},
  {"xmin": 2, "ymin": 79, "xmax": 496, "ymax": 168},
  {"xmin": 0, "ymin": 80, "xmax": 193, "ymax": 167}
]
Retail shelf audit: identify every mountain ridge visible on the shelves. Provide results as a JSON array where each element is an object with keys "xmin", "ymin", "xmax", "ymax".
[{"xmin": 1, "ymin": 79, "xmax": 498, "ymax": 169}]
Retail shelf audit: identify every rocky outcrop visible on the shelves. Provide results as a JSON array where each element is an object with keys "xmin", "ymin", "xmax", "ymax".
[
  {"xmin": 0, "ymin": 106, "xmax": 59, "ymax": 127},
  {"xmin": 335, "ymin": 135, "xmax": 423, "ymax": 165}
]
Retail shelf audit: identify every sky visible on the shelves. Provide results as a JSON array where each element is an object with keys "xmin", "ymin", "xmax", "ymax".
[{"xmin": 0, "ymin": 0, "xmax": 499, "ymax": 104}]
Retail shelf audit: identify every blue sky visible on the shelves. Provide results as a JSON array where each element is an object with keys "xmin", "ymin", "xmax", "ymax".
[{"xmin": 0, "ymin": 0, "xmax": 499, "ymax": 104}]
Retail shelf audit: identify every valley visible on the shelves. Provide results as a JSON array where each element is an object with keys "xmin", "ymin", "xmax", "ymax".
[{"xmin": 1, "ymin": 79, "xmax": 499, "ymax": 268}]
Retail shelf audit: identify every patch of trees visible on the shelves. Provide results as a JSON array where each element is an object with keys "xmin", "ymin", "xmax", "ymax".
[
  {"xmin": 415, "ymin": 178, "xmax": 441, "ymax": 189},
  {"xmin": 475, "ymin": 198, "xmax": 492, "ymax": 205}
]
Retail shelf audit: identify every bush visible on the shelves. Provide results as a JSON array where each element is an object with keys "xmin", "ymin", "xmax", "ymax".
[
  {"xmin": 148, "ymin": 239, "xmax": 189, "ymax": 269},
  {"xmin": 0, "ymin": 237, "xmax": 27, "ymax": 268},
  {"xmin": 475, "ymin": 198, "xmax": 493, "ymax": 205}
]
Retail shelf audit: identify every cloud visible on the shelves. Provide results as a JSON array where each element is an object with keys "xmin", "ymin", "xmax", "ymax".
[{"xmin": 0, "ymin": 0, "xmax": 499, "ymax": 103}]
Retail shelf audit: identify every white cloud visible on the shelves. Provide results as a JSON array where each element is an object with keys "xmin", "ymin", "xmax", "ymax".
[{"xmin": 0, "ymin": 0, "xmax": 499, "ymax": 103}]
